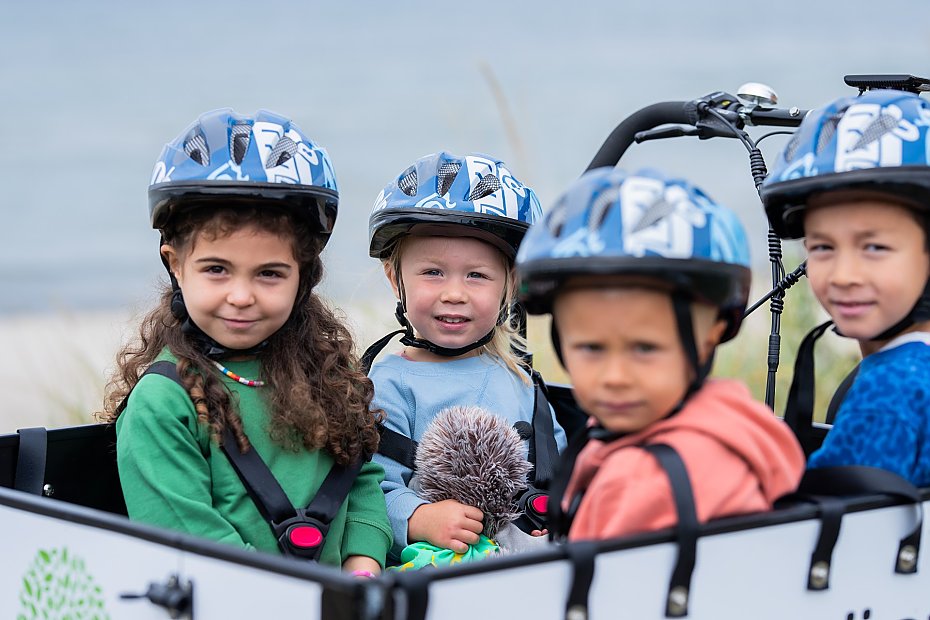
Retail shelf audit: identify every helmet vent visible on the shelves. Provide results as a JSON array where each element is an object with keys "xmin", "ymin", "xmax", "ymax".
[
  {"xmin": 398, "ymin": 168, "xmax": 418, "ymax": 196},
  {"xmin": 589, "ymin": 189, "xmax": 618, "ymax": 231},
  {"xmin": 468, "ymin": 174, "xmax": 501, "ymax": 200},
  {"xmin": 632, "ymin": 197, "xmax": 674, "ymax": 233},
  {"xmin": 266, "ymin": 136, "xmax": 298, "ymax": 167},
  {"xmin": 230, "ymin": 123, "xmax": 251, "ymax": 165},
  {"xmin": 437, "ymin": 161, "xmax": 462, "ymax": 196},
  {"xmin": 850, "ymin": 113, "xmax": 898, "ymax": 151},
  {"xmin": 546, "ymin": 201, "xmax": 568, "ymax": 238},
  {"xmin": 782, "ymin": 132, "xmax": 802, "ymax": 163},
  {"xmin": 183, "ymin": 132, "xmax": 209, "ymax": 166},
  {"xmin": 816, "ymin": 114, "xmax": 841, "ymax": 155}
]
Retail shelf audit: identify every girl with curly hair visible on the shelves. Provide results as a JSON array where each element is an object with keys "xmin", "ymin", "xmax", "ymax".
[{"xmin": 101, "ymin": 109, "xmax": 391, "ymax": 575}]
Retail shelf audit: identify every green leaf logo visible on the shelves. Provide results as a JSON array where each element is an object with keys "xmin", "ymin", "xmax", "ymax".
[{"xmin": 18, "ymin": 548, "xmax": 110, "ymax": 620}]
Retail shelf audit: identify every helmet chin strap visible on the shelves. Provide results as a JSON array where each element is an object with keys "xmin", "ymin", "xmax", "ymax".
[
  {"xmin": 395, "ymin": 301, "xmax": 499, "ymax": 357},
  {"xmin": 169, "ymin": 274, "xmax": 270, "ymax": 360},
  {"xmin": 866, "ymin": 278, "xmax": 930, "ymax": 342},
  {"xmin": 359, "ymin": 299, "xmax": 501, "ymax": 372}
]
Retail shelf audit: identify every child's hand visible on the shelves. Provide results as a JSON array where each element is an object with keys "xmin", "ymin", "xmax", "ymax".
[
  {"xmin": 530, "ymin": 529, "xmax": 548, "ymax": 537},
  {"xmin": 408, "ymin": 500, "xmax": 484, "ymax": 554},
  {"xmin": 342, "ymin": 555, "xmax": 380, "ymax": 577}
]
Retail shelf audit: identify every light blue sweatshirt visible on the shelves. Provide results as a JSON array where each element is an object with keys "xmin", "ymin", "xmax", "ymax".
[{"xmin": 369, "ymin": 353, "xmax": 567, "ymax": 558}]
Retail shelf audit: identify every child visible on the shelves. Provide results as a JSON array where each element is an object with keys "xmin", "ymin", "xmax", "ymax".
[
  {"xmin": 101, "ymin": 109, "xmax": 392, "ymax": 574},
  {"xmin": 366, "ymin": 152, "xmax": 567, "ymax": 559},
  {"xmin": 761, "ymin": 89, "xmax": 930, "ymax": 486},
  {"xmin": 516, "ymin": 168, "xmax": 805, "ymax": 540}
]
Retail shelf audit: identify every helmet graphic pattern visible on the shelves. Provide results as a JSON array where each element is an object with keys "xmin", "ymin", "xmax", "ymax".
[
  {"xmin": 517, "ymin": 168, "xmax": 751, "ymax": 341},
  {"xmin": 761, "ymin": 90, "xmax": 930, "ymax": 238},
  {"xmin": 149, "ymin": 108, "xmax": 339, "ymax": 238},
  {"xmin": 369, "ymin": 152, "xmax": 541, "ymax": 259}
]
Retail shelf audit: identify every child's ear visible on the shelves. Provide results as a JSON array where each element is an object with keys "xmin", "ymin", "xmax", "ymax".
[
  {"xmin": 382, "ymin": 261, "xmax": 401, "ymax": 299},
  {"xmin": 161, "ymin": 244, "xmax": 182, "ymax": 282},
  {"xmin": 698, "ymin": 319, "xmax": 728, "ymax": 364}
]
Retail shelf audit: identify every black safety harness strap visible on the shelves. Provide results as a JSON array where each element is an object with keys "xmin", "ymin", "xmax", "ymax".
[
  {"xmin": 787, "ymin": 465, "xmax": 923, "ymax": 590},
  {"xmin": 220, "ymin": 429, "xmax": 363, "ymax": 561},
  {"xmin": 528, "ymin": 370, "xmax": 558, "ymax": 488},
  {"xmin": 558, "ymin": 443, "xmax": 698, "ymax": 619},
  {"xmin": 14, "ymin": 427, "xmax": 48, "ymax": 495},
  {"xmin": 140, "ymin": 360, "xmax": 362, "ymax": 561},
  {"xmin": 643, "ymin": 443, "xmax": 699, "ymax": 618},
  {"xmin": 378, "ymin": 426, "xmax": 418, "ymax": 471},
  {"xmin": 548, "ymin": 426, "xmax": 596, "ymax": 542},
  {"xmin": 783, "ymin": 320, "xmax": 834, "ymax": 457}
]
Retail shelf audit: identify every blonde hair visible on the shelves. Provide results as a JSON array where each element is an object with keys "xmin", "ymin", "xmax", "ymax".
[{"xmin": 386, "ymin": 236, "xmax": 531, "ymax": 386}]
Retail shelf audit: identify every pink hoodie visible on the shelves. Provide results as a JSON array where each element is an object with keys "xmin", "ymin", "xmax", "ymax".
[{"xmin": 565, "ymin": 379, "xmax": 805, "ymax": 542}]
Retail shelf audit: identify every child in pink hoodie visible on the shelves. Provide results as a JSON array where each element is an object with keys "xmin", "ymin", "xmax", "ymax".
[{"xmin": 516, "ymin": 168, "xmax": 804, "ymax": 540}]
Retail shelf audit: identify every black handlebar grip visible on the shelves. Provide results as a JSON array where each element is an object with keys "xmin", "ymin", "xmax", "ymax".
[
  {"xmin": 585, "ymin": 101, "xmax": 695, "ymax": 172},
  {"xmin": 747, "ymin": 107, "xmax": 809, "ymax": 128}
]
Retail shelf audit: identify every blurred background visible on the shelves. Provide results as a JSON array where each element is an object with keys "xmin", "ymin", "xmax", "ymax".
[{"xmin": 3, "ymin": 0, "xmax": 927, "ymax": 430}]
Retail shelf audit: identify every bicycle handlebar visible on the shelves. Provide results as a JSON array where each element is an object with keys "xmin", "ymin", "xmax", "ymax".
[
  {"xmin": 584, "ymin": 98, "xmax": 808, "ymax": 172},
  {"xmin": 585, "ymin": 101, "xmax": 696, "ymax": 171}
]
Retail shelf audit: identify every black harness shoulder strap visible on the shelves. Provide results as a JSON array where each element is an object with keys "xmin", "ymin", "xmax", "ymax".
[
  {"xmin": 643, "ymin": 443, "xmax": 699, "ymax": 618},
  {"xmin": 788, "ymin": 465, "xmax": 923, "ymax": 588},
  {"xmin": 378, "ymin": 425, "xmax": 418, "ymax": 471},
  {"xmin": 14, "ymin": 427, "xmax": 48, "ymax": 495},
  {"xmin": 784, "ymin": 320, "xmax": 834, "ymax": 457},
  {"xmin": 556, "ymin": 442, "xmax": 698, "ymax": 619},
  {"xmin": 527, "ymin": 370, "xmax": 559, "ymax": 489},
  {"xmin": 137, "ymin": 360, "xmax": 362, "ymax": 561}
]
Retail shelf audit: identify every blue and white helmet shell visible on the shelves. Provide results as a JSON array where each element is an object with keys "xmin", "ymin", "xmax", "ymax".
[
  {"xmin": 517, "ymin": 168, "xmax": 751, "ymax": 341},
  {"xmin": 369, "ymin": 151, "xmax": 542, "ymax": 259},
  {"xmin": 761, "ymin": 89, "xmax": 930, "ymax": 239},
  {"xmin": 149, "ymin": 108, "xmax": 339, "ymax": 241}
]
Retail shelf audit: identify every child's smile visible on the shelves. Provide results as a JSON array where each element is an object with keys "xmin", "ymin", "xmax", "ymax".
[
  {"xmin": 164, "ymin": 225, "xmax": 300, "ymax": 351},
  {"xmin": 804, "ymin": 197, "xmax": 930, "ymax": 344},
  {"xmin": 390, "ymin": 235, "xmax": 507, "ymax": 362}
]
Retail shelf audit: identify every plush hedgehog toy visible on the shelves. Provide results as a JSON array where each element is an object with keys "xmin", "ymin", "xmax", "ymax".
[{"xmin": 393, "ymin": 405, "xmax": 542, "ymax": 571}]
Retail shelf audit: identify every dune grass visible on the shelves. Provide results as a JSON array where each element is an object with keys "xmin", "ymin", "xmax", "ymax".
[{"xmin": 6, "ymin": 267, "xmax": 861, "ymax": 433}]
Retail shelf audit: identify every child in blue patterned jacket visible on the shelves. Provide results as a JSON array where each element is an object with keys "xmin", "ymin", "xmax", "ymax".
[{"xmin": 762, "ymin": 88, "xmax": 930, "ymax": 486}]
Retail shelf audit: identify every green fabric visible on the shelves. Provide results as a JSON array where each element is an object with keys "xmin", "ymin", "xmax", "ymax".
[
  {"xmin": 389, "ymin": 535, "xmax": 500, "ymax": 571},
  {"xmin": 115, "ymin": 350, "xmax": 392, "ymax": 568}
]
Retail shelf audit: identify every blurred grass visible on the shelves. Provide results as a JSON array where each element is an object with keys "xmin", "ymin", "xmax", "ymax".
[
  {"xmin": 9, "ymin": 268, "xmax": 861, "ymax": 432},
  {"xmin": 524, "ymin": 269, "xmax": 862, "ymax": 423}
]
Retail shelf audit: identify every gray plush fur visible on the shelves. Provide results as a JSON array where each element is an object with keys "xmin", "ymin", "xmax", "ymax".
[{"xmin": 415, "ymin": 406, "xmax": 532, "ymax": 538}]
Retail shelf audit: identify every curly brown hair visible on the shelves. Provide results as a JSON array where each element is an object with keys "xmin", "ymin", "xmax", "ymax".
[{"xmin": 101, "ymin": 205, "xmax": 382, "ymax": 465}]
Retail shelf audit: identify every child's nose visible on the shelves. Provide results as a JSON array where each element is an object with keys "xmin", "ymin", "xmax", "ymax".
[
  {"xmin": 829, "ymin": 252, "xmax": 863, "ymax": 287},
  {"xmin": 601, "ymin": 355, "xmax": 631, "ymax": 386},
  {"xmin": 226, "ymin": 280, "xmax": 256, "ymax": 307},
  {"xmin": 439, "ymin": 281, "xmax": 467, "ymax": 303}
]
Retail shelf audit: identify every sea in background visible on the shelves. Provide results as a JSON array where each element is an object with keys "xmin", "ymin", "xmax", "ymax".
[{"xmin": 1, "ymin": 0, "xmax": 926, "ymax": 430}]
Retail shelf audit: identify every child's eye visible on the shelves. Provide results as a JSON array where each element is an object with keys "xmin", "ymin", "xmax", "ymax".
[
  {"xmin": 422, "ymin": 268, "xmax": 442, "ymax": 276},
  {"xmin": 259, "ymin": 269, "xmax": 284, "ymax": 279},
  {"xmin": 864, "ymin": 243, "xmax": 890, "ymax": 253},
  {"xmin": 632, "ymin": 342, "xmax": 659, "ymax": 354},
  {"xmin": 467, "ymin": 271, "xmax": 489, "ymax": 280},
  {"xmin": 572, "ymin": 342, "xmax": 604, "ymax": 353},
  {"xmin": 204, "ymin": 265, "xmax": 226, "ymax": 275},
  {"xmin": 804, "ymin": 242, "xmax": 832, "ymax": 254}
]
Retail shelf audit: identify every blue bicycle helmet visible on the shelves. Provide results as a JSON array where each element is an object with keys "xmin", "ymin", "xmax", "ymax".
[
  {"xmin": 369, "ymin": 151, "xmax": 542, "ymax": 260},
  {"xmin": 518, "ymin": 167, "xmax": 751, "ymax": 342},
  {"xmin": 363, "ymin": 152, "xmax": 540, "ymax": 360},
  {"xmin": 149, "ymin": 108, "xmax": 338, "ymax": 242},
  {"xmin": 761, "ymin": 89, "xmax": 930, "ymax": 240}
]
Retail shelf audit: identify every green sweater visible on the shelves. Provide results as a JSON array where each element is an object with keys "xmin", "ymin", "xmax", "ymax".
[{"xmin": 115, "ymin": 353, "xmax": 392, "ymax": 568}]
